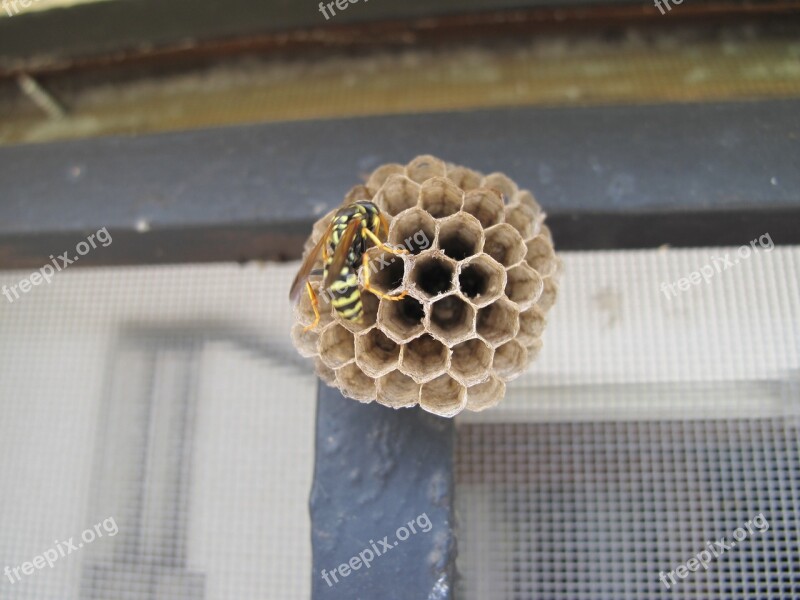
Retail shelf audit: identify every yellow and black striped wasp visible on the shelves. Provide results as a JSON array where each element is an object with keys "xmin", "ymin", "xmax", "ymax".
[{"xmin": 290, "ymin": 200, "xmax": 409, "ymax": 331}]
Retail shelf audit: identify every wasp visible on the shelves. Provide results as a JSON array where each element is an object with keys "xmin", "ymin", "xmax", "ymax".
[{"xmin": 290, "ymin": 201, "xmax": 409, "ymax": 331}]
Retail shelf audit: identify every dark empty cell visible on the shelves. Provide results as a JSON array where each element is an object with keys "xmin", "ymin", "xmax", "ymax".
[
  {"xmin": 459, "ymin": 264, "xmax": 487, "ymax": 298},
  {"xmin": 368, "ymin": 252, "xmax": 405, "ymax": 293},
  {"xmin": 458, "ymin": 258, "xmax": 504, "ymax": 307},
  {"xmin": 413, "ymin": 258, "xmax": 454, "ymax": 296},
  {"xmin": 396, "ymin": 296, "xmax": 425, "ymax": 327},
  {"xmin": 439, "ymin": 232, "xmax": 476, "ymax": 261}
]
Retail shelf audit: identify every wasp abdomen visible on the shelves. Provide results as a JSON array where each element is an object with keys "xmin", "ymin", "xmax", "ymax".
[{"xmin": 329, "ymin": 268, "xmax": 363, "ymax": 322}]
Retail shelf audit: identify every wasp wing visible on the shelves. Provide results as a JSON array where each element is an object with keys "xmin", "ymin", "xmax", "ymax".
[
  {"xmin": 323, "ymin": 216, "xmax": 361, "ymax": 289},
  {"xmin": 289, "ymin": 220, "xmax": 335, "ymax": 302}
]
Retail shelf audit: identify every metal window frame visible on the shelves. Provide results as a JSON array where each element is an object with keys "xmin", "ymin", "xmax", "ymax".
[{"xmin": 1, "ymin": 0, "xmax": 795, "ymax": 75}]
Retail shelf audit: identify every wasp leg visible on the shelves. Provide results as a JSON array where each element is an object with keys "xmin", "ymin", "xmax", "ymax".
[
  {"xmin": 363, "ymin": 228, "xmax": 409, "ymax": 256},
  {"xmin": 303, "ymin": 281, "xmax": 322, "ymax": 332},
  {"xmin": 362, "ymin": 251, "xmax": 407, "ymax": 301}
]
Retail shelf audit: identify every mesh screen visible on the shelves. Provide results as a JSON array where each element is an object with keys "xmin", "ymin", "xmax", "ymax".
[
  {"xmin": 456, "ymin": 245, "xmax": 800, "ymax": 599},
  {"xmin": 0, "ymin": 263, "xmax": 316, "ymax": 600},
  {"xmin": 456, "ymin": 419, "xmax": 800, "ymax": 599}
]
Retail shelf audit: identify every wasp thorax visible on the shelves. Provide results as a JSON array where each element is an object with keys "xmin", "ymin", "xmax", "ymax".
[{"xmin": 291, "ymin": 155, "xmax": 561, "ymax": 417}]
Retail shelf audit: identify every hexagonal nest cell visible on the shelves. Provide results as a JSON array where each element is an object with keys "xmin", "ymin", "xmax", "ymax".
[
  {"xmin": 411, "ymin": 254, "xmax": 456, "ymax": 299},
  {"xmin": 291, "ymin": 155, "xmax": 561, "ymax": 417}
]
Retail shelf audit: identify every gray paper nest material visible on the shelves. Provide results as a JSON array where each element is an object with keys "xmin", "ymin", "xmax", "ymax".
[{"xmin": 292, "ymin": 155, "xmax": 561, "ymax": 417}]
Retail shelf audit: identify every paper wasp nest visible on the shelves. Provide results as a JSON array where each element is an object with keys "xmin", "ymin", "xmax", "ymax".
[{"xmin": 292, "ymin": 155, "xmax": 561, "ymax": 417}]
